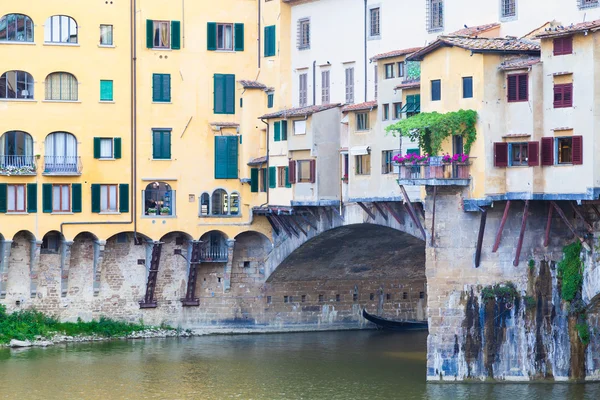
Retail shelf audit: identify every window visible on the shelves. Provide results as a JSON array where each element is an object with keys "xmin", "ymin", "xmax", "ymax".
[
  {"xmin": 553, "ymin": 36, "xmax": 573, "ymax": 56},
  {"xmin": 100, "ymin": 25, "xmax": 113, "ymax": 45},
  {"xmin": 321, "ymin": 70, "xmax": 330, "ymax": 104},
  {"xmin": 207, "ymin": 22, "xmax": 243, "ymax": 51},
  {"xmin": 299, "ymin": 73, "xmax": 308, "ymax": 107},
  {"xmin": 501, "ymin": 0, "xmax": 517, "ymax": 18},
  {"xmin": 45, "ymin": 15, "xmax": 78, "ymax": 43},
  {"xmin": 356, "ymin": 112, "xmax": 369, "ymax": 131},
  {"xmin": 298, "ymin": 18, "xmax": 310, "ymax": 49},
  {"xmin": 42, "ymin": 232, "xmax": 61, "ymax": 254},
  {"xmin": 211, "ymin": 189, "xmax": 228, "ymax": 215},
  {"xmin": 297, "ymin": 160, "xmax": 313, "ymax": 183},
  {"xmin": 200, "ymin": 193, "xmax": 210, "ymax": 216},
  {"xmin": 259, "ymin": 168, "xmax": 267, "ymax": 192},
  {"xmin": 230, "ymin": 192, "xmax": 240, "ymax": 215},
  {"xmin": 7, "ymin": 185, "xmax": 26, "ymax": 212},
  {"xmin": 152, "ymin": 20, "xmax": 170, "ymax": 48},
  {"xmin": 401, "ymin": 94, "xmax": 421, "ymax": 117},
  {"xmin": 53, "ymin": 185, "xmax": 70, "ymax": 212},
  {"xmin": 99, "ymin": 138, "xmax": 113, "ymax": 159},
  {"xmin": 0, "ymin": 71, "xmax": 34, "ymax": 99},
  {"xmin": 144, "ymin": 182, "xmax": 173, "ymax": 216},
  {"xmin": 370, "ymin": 7, "xmax": 380, "ymax": 37},
  {"xmin": 383, "ymin": 104, "xmax": 389, "ymax": 120},
  {"xmin": 579, "ymin": 0, "xmax": 599, "ymax": 10},
  {"xmin": 431, "ymin": 79, "xmax": 441, "ymax": 101},
  {"xmin": 264, "ymin": 25, "xmax": 276, "ymax": 57},
  {"xmin": 214, "ymin": 74, "xmax": 235, "ymax": 114},
  {"xmin": 382, "ymin": 150, "xmax": 397, "ymax": 174},
  {"xmin": 384, "ymin": 63, "xmax": 395, "ymax": 79},
  {"xmin": 393, "ymin": 102, "xmax": 402, "ymax": 119},
  {"xmin": 273, "ymin": 121, "xmax": 288, "ymax": 141},
  {"xmin": 214, "ymin": 136, "xmax": 238, "ymax": 179},
  {"xmin": 397, "ymin": 62, "xmax": 405, "ymax": 78},
  {"xmin": 374, "ymin": 65, "xmax": 378, "ymax": 100},
  {"xmin": 345, "ymin": 67, "xmax": 354, "ymax": 104},
  {"xmin": 100, "ymin": 80, "xmax": 113, "ymax": 101},
  {"xmin": 100, "ymin": 185, "xmax": 118, "ymax": 212},
  {"xmin": 554, "ymin": 83, "xmax": 573, "ymax": 108},
  {"xmin": 0, "ymin": 131, "xmax": 34, "ymax": 168},
  {"xmin": 217, "ymin": 23, "xmax": 233, "ymax": 50},
  {"xmin": 463, "ymin": 77, "xmax": 473, "ymax": 99},
  {"xmin": 294, "ymin": 120, "xmax": 306, "ymax": 135},
  {"xmin": 44, "ymin": 132, "xmax": 78, "ymax": 173},
  {"xmin": 510, "ymin": 143, "xmax": 528, "ymax": 166},
  {"xmin": 45, "ymin": 72, "xmax": 78, "ymax": 101},
  {"xmin": 152, "ymin": 74, "xmax": 170, "ymax": 102},
  {"xmin": 267, "ymin": 92, "xmax": 274, "ymax": 108},
  {"xmin": 152, "ymin": 129, "xmax": 171, "ymax": 159},
  {"xmin": 507, "ymin": 74, "xmax": 528, "ymax": 102},
  {"xmin": 0, "ymin": 14, "xmax": 34, "ymax": 42},
  {"xmin": 356, "ymin": 154, "xmax": 371, "ymax": 175},
  {"xmin": 428, "ymin": 0, "xmax": 444, "ymax": 31},
  {"xmin": 557, "ymin": 137, "xmax": 573, "ymax": 164},
  {"xmin": 277, "ymin": 166, "xmax": 288, "ymax": 187}
]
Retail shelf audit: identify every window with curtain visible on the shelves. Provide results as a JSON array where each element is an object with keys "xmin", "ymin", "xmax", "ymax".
[
  {"xmin": 53, "ymin": 184, "xmax": 70, "ymax": 212},
  {"xmin": 44, "ymin": 15, "xmax": 78, "ymax": 43},
  {"xmin": 100, "ymin": 25, "xmax": 113, "ymax": 45},
  {"xmin": 99, "ymin": 138, "xmax": 113, "ymax": 159},
  {"xmin": 211, "ymin": 189, "xmax": 228, "ymax": 215},
  {"xmin": 0, "ymin": 70, "xmax": 34, "ymax": 99},
  {"xmin": 200, "ymin": 192, "xmax": 210, "ymax": 216},
  {"xmin": 0, "ymin": 131, "xmax": 34, "ymax": 168},
  {"xmin": 45, "ymin": 72, "xmax": 78, "ymax": 101},
  {"xmin": 153, "ymin": 21, "xmax": 170, "ymax": 48},
  {"xmin": 0, "ymin": 14, "xmax": 34, "ymax": 42},
  {"xmin": 217, "ymin": 23, "xmax": 233, "ymax": 50},
  {"xmin": 101, "ymin": 184, "xmax": 118, "ymax": 212},
  {"xmin": 44, "ymin": 132, "xmax": 78, "ymax": 173},
  {"xmin": 7, "ymin": 184, "xmax": 26, "ymax": 212}
]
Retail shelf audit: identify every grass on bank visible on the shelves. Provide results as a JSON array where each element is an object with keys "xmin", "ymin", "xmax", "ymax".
[{"xmin": 0, "ymin": 305, "xmax": 151, "ymax": 344}]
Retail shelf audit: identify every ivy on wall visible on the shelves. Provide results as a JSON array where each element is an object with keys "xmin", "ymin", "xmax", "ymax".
[{"xmin": 405, "ymin": 61, "xmax": 421, "ymax": 81}]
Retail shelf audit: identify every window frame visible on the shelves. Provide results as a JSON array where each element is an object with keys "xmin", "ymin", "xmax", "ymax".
[
  {"xmin": 7, "ymin": 184, "xmax": 26, "ymax": 212},
  {"xmin": 52, "ymin": 184, "xmax": 71, "ymax": 212},
  {"xmin": 152, "ymin": 129, "xmax": 172, "ymax": 160},
  {"xmin": 509, "ymin": 142, "xmax": 529, "ymax": 166},
  {"xmin": 507, "ymin": 73, "xmax": 528, "ymax": 102},
  {"xmin": 216, "ymin": 23, "xmax": 234, "ymax": 51},
  {"xmin": 556, "ymin": 137, "xmax": 573, "ymax": 165},
  {"xmin": 277, "ymin": 166, "xmax": 287, "ymax": 187},
  {"xmin": 152, "ymin": 73, "xmax": 171, "ymax": 103},
  {"xmin": 384, "ymin": 63, "xmax": 395, "ymax": 79},
  {"xmin": 152, "ymin": 20, "xmax": 170, "ymax": 49},
  {"xmin": 45, "ymin": 15, "xmax": 78, "ymax": 44},
  {"xmin": 554, "ymin": 83, "xmax": 573, "ymax": 108},
  {"xmin": 393, "ymin": 102, "xmax": 402, "ymax": 120},
  {"xmin": 100, "ymin": 24, "xmax": 114, "ymax": 46},
  {"xmin": 100, "ymin": 80, "xmax": 114, "ymax": 102},
  {"xmin": 382, "ymin": 104, "xmax": 389, "ymax": 121},
  {"xmin": 0, "ymin": 70, "xmax": 34, "ymax": 100},
  {"xmin": 297, "ymin": 160, "xmax": 312, "ymax": 183},
  {"xmin": 299, "ymin": 73, "xmax": 308, "ymax": 107},
  {"xmin": 579, "ymin": 0, "xmax": 599, "ymax": 10},
  {"xmin": 45, "ymin": 72, "xmax": 78, "ymax": 101},
  {"xmin": 397, "ymin": 62, "xmax": 405, "ymax": 78},
  {"xmin": 500, "ymin": 0, "xmax": 517, "ymax": 19},
  {"xmin": 381, "ymin": 150, "xmax": 395, "ymax": 174},
  {"xmin": 293, "ymin": 120, "xmax": 307, "ymax": 135},
  {"xmin": 553, "ymin": 36, "xmax": 573, "ymax": 56},
  {"xmin": 345, "ymin": 67, "xmax": 354, "ymax": 104},
  {"xmin": 355, "ymin": 154, "xmax": 371, "ymax": 175},
  {"xmin": 356, "ymin": 112, "xmax": 369, "ymax": 131},
  {"xmin": 431, "ymin": 79, "xmax": 441, "ymax": 101},
  {"xmin": 298, "ymin": 18, "xmax": 310, "ymax": 49},
  {"xmin": 369, "ymin": 7, "xmax": 381, "ymax": 37},
  {"xmin": 321, "ymin": 70, "xmax": 330, "ymax": 104},
  {"xmin": 0, "ymin": 14, "xmax": 34, "ymax": 43},
  {"xmin": 100, "ymin": 184, "xmax": 118, "ymax": 212},
  {"xmin": 99, "ymin": 138, "xmax": 114, "ymax": 159},
  {"xmin": 428, "ymin": 0, "xmax": 444, "ymax": 32},
  {"xmin": 462, "ymin": 76, "xmax": 473, "ymax": 99}
]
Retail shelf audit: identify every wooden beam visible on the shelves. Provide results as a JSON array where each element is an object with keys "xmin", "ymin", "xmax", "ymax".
[
  {"xmin": 431, "ymin": 187, "xmax": 437, "ymax": 247},
  {"xmin": 399, "ymin": 185, "xmax": 427, "ymax": 241},
  {"xmin": 288, "ymin": 216, "xmax": 308, "ymax": 236},
  {"xmin": 383, "ymin": 202, "xmax": 404, "ymax": 225},
  {"xmin": 266, "ymin": 216, "xmax": 280, "ymax": 236},
  {"xmin": 329, "ymin": 206, "xmax": 344, "ymax": 221},
  {"xmin": 272, "ymin": 214, "xmax": 294, "ymax": 237},
  {"xmin": 278, "ymin": 214, "xmax": 300, "ymax": 238},
  {"xmin": 513, "ymin": 200, "xmax": 530, "ymax": 267},
  {"xmin": 492, "ymin": 200, "xmax": 511, "ymax": 253},
  {"xmin": 474, "ymin": 208, "xmax": 487, "ymax": 268},
  {"xmin": 299, "ymin": 214, "xmax": 317, "ymax": 230},
  {"xmin": 591, "ymin": 205, "xmax": 600, "ymax": 219},
  {"xmin": 551, "ymin": 201, "xmax": 592, "ymax": 252},
  {"xmin": 571, "ymin": 201, "xmax": 594, "ymax": 232},
  {"xmin": 357, "ymin": 202, "xmax": 377, "ymax": 220},
  {"xmin": 305, "ymin": 207, "xmax": 320, "ymax": 221},
  {"xmin": 372, "ymin": 202, "xmax": 388, "ymax": 221},
  {"xmin": 544, "ymin": 204, "xmax": 553, "ymax": 248}
]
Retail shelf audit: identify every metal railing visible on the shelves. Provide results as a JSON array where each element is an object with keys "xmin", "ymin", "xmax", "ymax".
[
  {"xmin": 199, "ymin": 245, "xmax": 228, "ymax": 262},
  {"xmin": 398, "ymin": 163, "xmax": 470, "ymax": 180},
  {"xmin": 43, "ymin": 156, "xmax": 82, "ymax": 174},
  {"xmin": 0, "ymin": 155, "xmax": 36, "ymax": 174}
]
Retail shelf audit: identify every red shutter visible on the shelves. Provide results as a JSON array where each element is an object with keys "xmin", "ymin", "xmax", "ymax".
[
  {"xmin": 309, "ymin": 160, "xmax": 316, "ymax": 183},
  {"xmin": 528, "ymin": 141, "xmax": 539, "ymax": 166},
  {"xmin": 553, "ymin": 84, "xmax": 563, "ymax": 108},
  {"xmin": 572, "ymin": 136, "xmax": 583, "ymax": 165},
  {"xmin": 507, "ymin": 75, "xmax": 517, "ymax": 102},
  {"xmin": 563, "ymin": 37, "xmax": 573, "ymax": 55},
  {"xmin": 288, "ymin": 160, "xmax": 296, "ymax": 184},
  {"xmin": 494, "ymin": 142, "xmax": 508, "ymax": 167},
  {"xmin": 553, "ymin": 38, "xmax": 563, "ymax": 56},
  {"xmin": 564, "ymin": 83, "xmax": 573, "ymax": 107},
  {"xmin": 518, "ymin": 74, "xmax": 528, "ymax": 101},
  {"xmin": 541, "ymin": 137, "xmax": 554, "ymax": 166}
]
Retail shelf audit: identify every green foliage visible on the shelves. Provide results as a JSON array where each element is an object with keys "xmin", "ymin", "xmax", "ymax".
[
  {"xmin": 557, "ymin": 242, "xmax": 584, "ymax": 303},
  {"xmin": 524, "ymin": 296, "xmax": 537, "ymax": 310},
  {"xmin": 385, "ymin": 109, "xmax": 478, "ymax": 155},
  {"xmin": 405, "ymin": 61, "xmax": 421, "ymax": 81},
  {"xmin": 576, "ymin": 322, "xmax": 591, "ymax": 346},
  {"xmin": 481, "ymin": 282, "xmax": 519, "ymax": 305},
  {"xmin": 528, "ymin": 259, "xmax": 535, "ymax": 271}
]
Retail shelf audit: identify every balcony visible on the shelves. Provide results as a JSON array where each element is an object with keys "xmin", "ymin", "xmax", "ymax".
[
  {"xmin": 397, "ymin": 163, "xmax": 471, "ymax": 186},
  {"xmin": 199, "ymin": 245, "xmax": 228, "ymax": 262},
  {"xmin": 0, "ymin": 155, "xmax": 36, "ymax": 176},
  {"xmin": 43, "ymin": 156, "xmax": 82, "ymax": 175}
]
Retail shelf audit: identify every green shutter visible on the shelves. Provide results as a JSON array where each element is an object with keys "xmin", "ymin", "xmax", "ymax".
[
  {"xmin": 91, "ymin": 184, "xmax": 101, "ymax": 213},
  {"xmin": 93, "ymin": 137, "xmax": 101, "ymax": 159},
  {"xmin": 0, "ymin": 183, "xmax": 6, "ymax": 213},
  {"xmin": 171, "ymin": 21, "xmax": 181, "ymax": 49},
  {"xmin": 226, "ymin": 136, "xmax": 238, "ymax": 179},
  {"xmin": 42, "ymin": 184, "xmax": 52, "ymax": 213},
  {"xmin": 264, "ymin": 25, "xmax": 276, "ymax": 57},
  {"xmin": 225, "ymin": 74, "xmax": 235, "ymax": 114},
  {"xmin": 234, "ymin": 23, "xmax": 244, "ymax": 51},
  {"xmin": 162, "ymin": 74, "xmax": 171, "ymax": 102},
  {"xmin": 261, "ymin": 168, "xmax": 267, "ymax": 192},
  {"xmin": 152, "ymin": 74, "xmax": 161, "ymax": 102},
  {"xmin": 119, "ymin": 184, "xmax": 129, "ymax": 213},
  {"xmin": 214, "ymin": 74, "xmax": 224, "ymax": 114},
  {"xmin": 152, "ymin": 131, "xmax": 160, "ymax": 158},
  {"xmin": 285, "ymin": 167, "xmax": 291, "ymax": 188},
  {"xmin": 214, "ymin": 136, "xmax": 228, "ymax": 179},
  {"xmin": 163, "ymin": 131, "xmax": 171, "ymax": 159},
  {"xmin": 146, "ymin": 20, "xmax": 154, "ymax": 48},
  {"xmin": 72, "ymin": 184, "xmax": 82, "ymax": 213},
  {"xmin": 250, "ymin": 168, "xmax": 259, "ymax": 193},
  {"xmin": 207, "ymin": 22, "xmax": 217, "ymax": 51},
  {"xmin": 100, "ymin": 80, "xmax": 113, "ymax": 101},
  {"xmin": 153, "ymin": 130, "xmax": 170, "ymax": 159},
  {"xmin": 267, "ymin": 93, "xmax": 274, "ymax": 108},
  {"xmin": 281, "ymin": 121, "xmax": 288, "ymax": 141},
  {"xmin": 269, "ymin": 166, "xmax": 276, "ymax": 188},
  {"xmin": 407, "ymin": 148, "xmax": 420, "ymax": 155},
  {"xmin": 27, "ymin": 183, "xmax": 37, "ymax": 213},
  {"xmin": 274, "ymin": 121, "xmax": 281, "ymax": 142},
  {"xmin": 113, "ymin": 138, "xmax": 122, "ymax": 159}
]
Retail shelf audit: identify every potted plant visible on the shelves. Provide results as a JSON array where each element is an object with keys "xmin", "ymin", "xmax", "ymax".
[
  {"xmin": 341, "ymin": 174, "xmax": 348, "ymax": 183},
  {"xmin": 160, "ymin": 207, "xmax": 171, "ymax": 216},
  {"xmin": 147, "ymin": 207, "xmax": 157, "ymax": 216},
  {"xmin": 441, "ymin": 154, "xmax": 452, "ymax": 178},
  {"xmin": 453, "ymin": 153, "xmax": 470, "ymax": 179},
  {"xmin": 393, "ymin": 154, "xmax": 411, "ymax": 179}
]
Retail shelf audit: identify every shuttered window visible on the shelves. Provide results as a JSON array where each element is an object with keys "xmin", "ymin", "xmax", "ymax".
[
  {"xmin": 321, "ymin": 70, "xmax": 330, "ymax": 104},
  {"xmin": 146, "ymin": 20, "xmax": 180, "ymax": 49},
  {"xmin": 207, "ymin": 22, "xmax": 244, "ymax": 51},
  {"xmin": 297, "ymin": 160, "xmax": 315, "ymax": 183},
  {"xmin": 554, "ymin": 83, "xmax": 573, "ymax": 108},
  {"xmin": 541, "ymin": 137, "xmax": 554, "ymax": 166},
  {"xmin": 281, "ymin": 121, "xmax": 288, "ymax": 141},
  {"xmin": 214, "ymin": 74, "xmax": 235, "ymax": 114},
  {"xmin": 431, "ymin": 80, "xmax": 441, "ymax": 101},
  {"xmin": 119, "ymin": 184, "xmax": 129, "ymax": 213},
  {"xmin": 214, "ymin": 136, "xmax": 238, "ymax": 179},
  {"xmin": 288, "ymin": 160, "xmax": 296, "ymax": 184},
  {"xmin": 528, "ymin": 141, "xmax": 539, "ymax": 166},
  {"xmin": 100, "ymin": 80, "xmax": 113, "ymax": 101},
  {"xmin": 152, "ymin": 74, "xmax": 171, "ymax": 102},
  {"xmin": 493, "ymin": 142, "xmax": 508, "ymax": 167},
  {"xmin": 264, "ymin": 25, "xmax": 276, "ymax": 57},
  {"xmin": 299, "ymin": 73, "xmax": 308, "ymax": 107},
  {"xmin": 572, "ymin": 136, "xmax": 583, "ymax": 165},
  {"xmin": 152, "ymin": 129, "xmax": 171, "ymax": 159},
  {"xmin": 345, "ymin": 67, "xmax": 354, "ymax": 104},
  {"xmin": 462, "ymin": 77, "xmax": 473, "ymax": 99},
  {"xmin": 297, "ymin": 18, "xmax": 310, "ymax": 49},
  {"xmin": 250, "ymin": 168, "xmax": 259, "ymax": 193},
  {"xmin": 267, "ymin": 93, "xmax": 274, "ymax": 108},
  {"xmin": 553, "ymin": 36, "xmax": 573, "ymax": 56},
  {"xmin": 0, "ymin": 183, "xmax": 7, "ymax": 213},
  {"xmin": 269, "ymin": 166, "xmax": 277, "ymax": 188},
  {"xmin": 27, "ymin": 183, "xmax": 37, "ymax": 213},
  {"xmin": 274, "ymin": 121, "xmax": 281, "ymax": 142},
  {"xmin": 556, "ymin": 136, "xmax": 583, "ymax": 165},
  {"xmin": 507, "ymin": 74, "xmax": 528, "ymax": 102},
  {"xmin": 94, "ymin": 137, "xmax": 121, "ymax": 159}
]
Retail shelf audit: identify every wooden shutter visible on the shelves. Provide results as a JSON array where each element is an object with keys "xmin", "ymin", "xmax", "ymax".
[
  {"xmin": 100, "ymin": 80, "xmax": 113, "ymax": 101},
  {"xmin": 281, "ymin": 121, "xmax": 288, "ymax": 140},
  {"xmin": 250, "ymin": 168, "xmax": 259, "ymax": 193},
  {"xmin": 91, "ymin": 184, "xmax": 101, "ymax": 213},
  {"xmin": 162, "ymin": 74, "xmax": 171, "ymax": 102},
  {"xmin": 72, "ymin": 183, "xmax": 82, "ymax": 213},
  {"xmin": 214, "ymin": 136, "xmax": 228, "ymax": 179},
  {"xmin": 214, "ymin": 74, "xmax": 224, "ymax": 113},
  {"xmin": 225, "ymin": 74, "xmax": 235, "ymax": 114},
  {"xmin": 152, "ymin": 74, "xmax": 162, "ymax": 102},
  {"xmin": 309, "ymin": 160, "xmax": 316, "ymax": 183},
  {"xmin": 288, "ymin": 160, "xmax": 296, "ymax": 184},
  {"xmin": 572, "ymin": 136, "xmax": 583, "ymax": 165},
  {"xmin": 261, "ymin": 168, "xmax": 267, "ymax": 192},
  {"xmin": 285, "ymin": 167, "xmax": 291, "ymax": 188},
  {"xmin": 553, "ymin": 38, "xmax": 563, "ymax": 56},
  {"xmin": 234, "ymin": 23, "xmax": 244, "ymax": 51},
  {"xmin": 518, "ymin": 74, "xmax": 528, "ymax": 101},
  {"xmin": 269, "ymin": 166, "xmax": 276, "ymax": 188},
  {"xmin": 152, "ymin": 130, "xmax": 160, "ymax": 159},
  {"xmin": 42, "ymin": 183, "xmax": 52, "ymax": 213},
  {"xmin": 146, "ymin": 20, "xmax": 154, "ymax": 48},
  {"xmin": 553, "ymin": 84, "xmax": 563, "ymax": 107},
  {"xmin": 264, "ymin": 25, "xmax": 276, "ymax": 57},
  {"xmin": 207, "ymin": 22, "xmax": 217, "ymax": 50},
  {"xmin": 564, "ymin": 83, "xmax": 573, "ymax": 107},
  {"xmin": 494, "ymin": 142, "xmax": 508, "ymax": 167},
  {"xmin": 27, "ymin": 183, "xmax": 37, "ymax": 213},
  {"xmin": 563, "ymin": 36, "xmax": 573, "ymax": 55},
  {"xmin": 119, "ymin": 184, "xmax": 129, "ymax": 213},
  {"xmin": 527, "ymin": 141, "xmax": 539, "ymax": 166},
  {"xmin": 274, "ymin": 121, "xmax": 281, "ymax": 142},
  {"xmin": 171, "ymin": 21, "xmax": 181, "ymax": 49},
  {"xmin": 162, "ymin": 131, "xmax": 171, "ymax": 159},
  {"xmin": 113, "ymin": 138, "xmax": 122, "ymax": 159},
  {"xmin": 541, "ymin": 137, "xmax": 554, "ymax": 166},
  {"xmin": 93, "ymin": 137, "xmax": 101, "ymax": 159},
  {"xmin": 226, "ymin": 136, "xmax": 238, "ymax": 178},
  {"xmin": 0, "ymin": 183, "xmax": 6, "ymax": 213},
  {"xmin": 507, "ymin": 75, "xmax": 517, "ymax": 101}
]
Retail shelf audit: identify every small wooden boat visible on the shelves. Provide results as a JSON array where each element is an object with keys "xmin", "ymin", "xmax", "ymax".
[{"xmin": 362, "ymin": 309, "xmax": 428, "ymax": 331}]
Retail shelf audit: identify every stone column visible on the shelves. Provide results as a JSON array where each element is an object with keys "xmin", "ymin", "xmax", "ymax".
[
  {"xmin": 60, "ymin": 241, "xmax": 74, "ymax": 297},
  {"xmin": 30, "ymin": 240, "xmax": 42, "ymax": 298},
  {"xmin": 93, "ymin": 240, "xmax": 106, "ymax": 296},
  {"xmin": 0, "ymin": 240, "xmax": 13, "ymax": 299},
  {"xmin": 223, "ymin": 239, "xmax": 236, "ymax": 293}
]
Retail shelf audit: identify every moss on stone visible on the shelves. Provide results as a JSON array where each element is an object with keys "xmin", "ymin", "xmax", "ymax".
[{"xmin": 557, "ymin": 242, "xmax": 583, "ymax": 303}]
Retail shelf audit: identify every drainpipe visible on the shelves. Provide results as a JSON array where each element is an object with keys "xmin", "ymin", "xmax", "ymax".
[
  {"xmin": 259, "ymin": 118, "xmax": 270, "ymax": 208},
  {"xmin": 313, "ymin": 60, "xmax": 316, "ymax": 105},
  {"xmin": 258, "ymin": 0, "xmax": 261, "ymax": 69},
  {"xmin": 364, "ymin": 0, "xmax": 368, "ymax": 102}
]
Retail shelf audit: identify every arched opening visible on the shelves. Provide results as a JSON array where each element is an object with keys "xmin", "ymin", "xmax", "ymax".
[
  {"xmin": 199, "ymin": 192, "xmax": 210, "ymax": 216},
  {"xmin": 144, "ymin": 182, "xmax": 174, "ymax": 216},
  {"xmin": 0, "ymin": 14, "xmax": 34, "ymax": 42},
  {"xmin": 44, "ymin": 15, "xmax": 78, "ymax": 44},
  {"xmin": 45, "ymin": 72, "xmax": 78, "ymax": 101},
  {"xmin": 199, "ymin": 231, "xmax": 228, "ymax": 262},
  {"xmin": 231, "ymin": 231, "xmax": 271, "ymax": 290},
  {"xmin": 44, "ymin": 131, "xmax": 78, "ymax": 173},
  {"xmin": 0, "ymin": 130, "xmax": 34, "ymax": 171},
  {"xmin": 211, "ymin": 189, "xmax": 228, "ymax": 216},
  {"xmin": 68, "ymin": 232, "xmax": 99, "ymax": 298},
  {"xmin": 0, "ymin": 70, "xmax": 34, "ymax": 99},
  {"xmin": 5, "ymin": 230, "xmax": 36, "ymax": 304},
  {"xmin": 41, "ymin": 231, "xmax": 63, "ymax": 254}
]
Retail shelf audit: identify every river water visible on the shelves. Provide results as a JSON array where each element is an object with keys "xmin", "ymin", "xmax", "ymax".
[{"xmin": 0, "ymin": 330, "xmax": 599, "ymax": 400}]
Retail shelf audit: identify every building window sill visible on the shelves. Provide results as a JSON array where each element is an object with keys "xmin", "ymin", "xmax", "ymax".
[
  {"xmin": 51, "ymin": 212, "xmax": 74, "ymax": 215},
  {"xmin": 0, "ymin": 98, "xmax": 36, "ymax": 102},
  {"xmin": 368, "ymin": 35, "xmax": 381, "ymax": 41},
  {"xmin": 152, "ymin": 101, "xmax": 172, "ymax": 104},
  {"xmin": 99, "ymin": 211, "xmax": 121, "ymax": 215},
  {"xmin": 500, "ymin": 15, "xmax": 518, "ymax": 23},
  {"xmin": 99, "ymin": 100, "xmax": 115, "ymax": 103},
  {"xmin": 0, "ymin": 41, "xmax": 35, "ymax": 45},
  {"xmin": 151, "ymin": 158, "xmax": 172, "ymax": 161},
  {"xmin": 198, "ymin": 215, "xmax": 242, "ymax": 218},
  {"xmin": 98, "ymin": 44, "xmax": 116, "ymax": 48},
  {"xmin": 43, "ymin": 42, "xmax": 80, "ymax": 47},
  {"xmin": 150, "ymin": 47, "xmax": 173, "ymax": 51},
  {"xmin": 142, "ymin": 215, "xmax": 176, "ymax": 218},
  {"xmin": 98, "ymin": 158, "xmax": 116, "ymax": 161},
  {"xmin": 42, "ymin": 100, "xmax": 81, "ymax": 103},
  {"xmin": 6, "ymin": 212, "xmax": 29, "ymax": 215}
]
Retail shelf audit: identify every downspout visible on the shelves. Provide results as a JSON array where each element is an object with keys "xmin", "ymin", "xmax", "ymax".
[
  {"xmin": 364, "ymin": 0, "xmax": 368, "ymax": 102},
  {"xmin": 258, "ymin": 0, "xmax": 261, "ymax": 69},
  {"xmin": 313, "ymin": 60, "xmax": 316, "ymax": 105},
  {"xmin": 259, "ymin": 118, "xmax": 270, "ymax": 208}
]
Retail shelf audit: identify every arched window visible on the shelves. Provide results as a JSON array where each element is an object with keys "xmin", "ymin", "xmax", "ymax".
[
  {"xmin": 0, "ymin": 71, "xmax": 34, "ymax": 99},
  {"xmin": 44, "ymin": 132, "xmax": 78, "ymax": 173},
  {"xmin": 211, "ymin": 189, "xmax": 228, "ymax": 216},
  {"xmin": 229, "ymin": 192, "xmax": 240, "ymax": 216},
  {"xmin": 0, "ymin": 14, "xmax": 34, "ymax": 42},
  {"xmin": 200, "ymin": 192, "xmax": 210, "ymax": 216},
  {"xmin": 45, "ymin": 72, "xmax": 78, "ymax": 101},
  {"xmin": 0, "ymin": 131, "xmax": 34, "ymax": 168},
  {"xmin": 144, "ymin": 182, "xmax": 174, "ymax": 216},
  {"xmin": 44, "ymin": 15, "xmax": 78, "ymax": 43}
]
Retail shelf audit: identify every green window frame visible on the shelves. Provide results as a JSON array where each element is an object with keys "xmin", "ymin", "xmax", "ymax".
[
  {"xmin": 267, "ymin": 93, "xmax": 274, "ymax": 108},
  {"xmin": 214, "ymin": 74, "xmax": 235, "ymax": 114},
  {"xmin": 152, "ymin": 129, "xmax": 171, "ymax": 160},
  {"xmin": 214, "ymin": 136, "xmax": 239, "ymax": 179},
  {"xmin": 100, "ymin": 80, "xmax": 113, "ymax": 101},
  {"xmin": 264, "ymin": 25, "xmax": 276, "ymax": 57},
  {"xmin": 152, "ymin": 73, "xmax": 171, "ymax": 102}
]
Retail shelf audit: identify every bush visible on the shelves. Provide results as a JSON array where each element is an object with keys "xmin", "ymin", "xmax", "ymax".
[
  {"xmin": 557, "ymin": 242, "xmax": 583, "ymax": 302},
  {"xmin": 576, "ymin": 322, "xmax": 591, "ymax": 346}
]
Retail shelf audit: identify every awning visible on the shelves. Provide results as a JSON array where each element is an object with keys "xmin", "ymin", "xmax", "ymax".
[{"xmin": 350, "ymin": 145, "xmax": 370, "ymax": 156}]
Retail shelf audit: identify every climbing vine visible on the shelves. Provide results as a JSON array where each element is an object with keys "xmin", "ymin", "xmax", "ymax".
[
  {"xmin": 557, "ymin": 242, "xmax": 584, "ymax": 303},
  {"xmin": 481, "ymin": 282, "xmax": 519, "ymax": 305},
  {"xmin": 385, "ymin": 109, "xmax": 478, "ymax": 155}
]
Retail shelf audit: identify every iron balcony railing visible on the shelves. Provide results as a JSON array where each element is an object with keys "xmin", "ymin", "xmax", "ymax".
[
  {"xmin": 397, "ymin": 163, "xmax": 471, "ymax": 185},
  {"xmin": 0, "ymin": 155, "xmax": 36, "ymax": 175},
  {"xmin": 199, "ymin": 245, "xmax": 228, "ymax": 262},
  {"xmin": 43, "ymin": 156, "xmax": 82, "ymax": 174}
]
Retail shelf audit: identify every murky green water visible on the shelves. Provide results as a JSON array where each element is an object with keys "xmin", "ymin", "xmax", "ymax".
[{"xmin": 0, "ymin": 330, "xmax": 599, "ymax": 399}]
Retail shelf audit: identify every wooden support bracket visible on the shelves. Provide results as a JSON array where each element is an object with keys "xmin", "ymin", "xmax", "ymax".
[
  {"xmin": 372, "ymin": 202, "xmax": 388, "ymax": 221},
  {"xmin": 591, "ymin": 204, "xmax": 600, "ymax": 219},
  {"xmin": 289, "ymin": 216, "xmax": 308, "ymax": 236},
  {"xmin": 492, "ymin": 200, "xmax": 511, "ymax": 253},
  {"xmin": 357, "ymin": 202, "xmax": 377, "ymax": 220},
  {"xmin": 513, "ymin": 200, "xmax": 529, "ymax": 267},
  {"xmin": 399, "ymin": 185, "xmax": 427, "ymax": 241},
  {"xmin": 299, "ymin": 214, "xmax": 317, "ymax": 231},
  {"xmin": 544, "ymin": 204, "xmax": 553, "ymax": 248},
  {"xmin": 383, "ymin": 202, "xmax": 404, "ymax": 225},
  {"xmin": 474, "ymin": 207, "xmax": 487, "ymax": 268},
  {"xmin": 571, "ymin": 201, "xmax": 594, "ymax": 232},
  {"xmin": 431, "ymin": 187, "xmax": 437, "ymax": 247},
  {"xmin": 266, "ymin": 215, "xmax": 281, "ymax": 236},
  {"xmin": 551, "ymin": 201, "xmax": 592, "ymax": 252},
  {"xmin": 276, "ymin": 214, "xmax": 299, "ymax": 238}
]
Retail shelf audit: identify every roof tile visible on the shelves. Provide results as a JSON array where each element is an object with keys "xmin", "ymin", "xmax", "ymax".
[
  {"xmin": 341, "ymin": 101, "xmax": 377, "ymax": 113},
  {"xmin": 260, "ymin": 104, "xmax": 341, "ymax": 119},
  {"xmin": 498, "ymin": 57, "xmax": 541, "ymax": 71},
  {"xmin": 409, "ymin": 36, "xmax": 540, "ymax": 61},
  {"xmin": 449, "ymin": 23, "xmax": 500, "ymax": 37},
  {"xmin": 238, "ymin": 80, "xmax": 267, "ymax": 89},
  {"xmin": 370, "ymin": 47, "xmax": 423, "ymax": 62},
  {"xmin": 395, "ymin": 79, "xmax": 421, "ymax": 90},
  {"xmin": 535, "ymin": 19, "xmax": 600, "ymax": 38}
]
